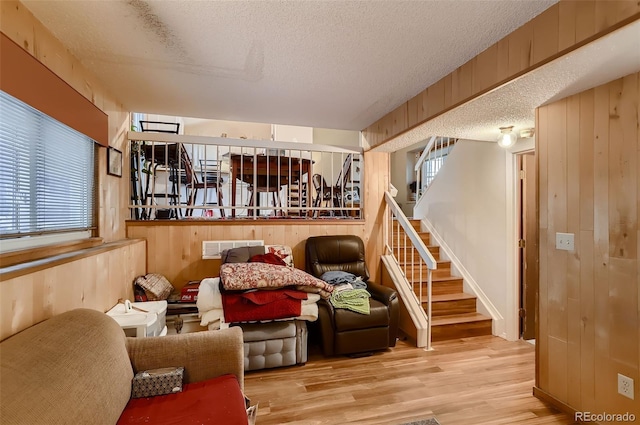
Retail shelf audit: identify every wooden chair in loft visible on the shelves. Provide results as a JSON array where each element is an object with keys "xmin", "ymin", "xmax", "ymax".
[
  {"xmin": 287, "ymin": 180, "xmax": 308, "ymax": 217},
  {"xmin": 246, "ymin": 175, "xmax": 284, "ymax": 217},
  {"xmin": 179, "ymin": 150, "xmax": 225, "ymax": 218},
  {"xmin": 138, "ymin": 121, "xmax": 225, "ymax": 218},
  {"xmin": 139, "ymin": 121, "xmax": 182, "ymax": 219},
  {"xmin": 311, "ymin": 154, "xmax": 360, "ymax": 217},
  {"xmin": 334, "ymin": 153, "xmax": 360, "ymax": 217},
  {"xmin": 311, "ymin": 173, "xmax": 343, "ymax": 217}
]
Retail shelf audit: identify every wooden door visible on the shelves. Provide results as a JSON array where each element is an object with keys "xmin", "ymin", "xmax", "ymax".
[{"xmin": 520, "ymin": 152, "xmax": 538, "ymax": 340}]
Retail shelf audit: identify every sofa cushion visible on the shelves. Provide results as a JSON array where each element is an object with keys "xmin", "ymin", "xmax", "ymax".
[
  {"xmin": 117, "ymin": 374, "xmax": 248, "ymax": 425},
  {"xmin": 221, "ymin": 246, "xmax": 265, "ymax": 264},
  {"xmin": 0, "ymin": 309, "xmax": 133, "ymax": 425}
]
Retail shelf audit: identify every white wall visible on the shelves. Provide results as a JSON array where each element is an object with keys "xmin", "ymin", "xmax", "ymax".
[
  {"xmin": 183, "ymin": 117, "xmax": 271, "ymax": 140},
  {"xmin": 312, "ymin": 128, "xmax": 360, "ymax": 188},
  {"xmin": 390, "ymin": 140, "xmax": 426, "ymax": 216},
  {"xmin": 415, "ymin": 139, "xmax": 511, "ymax": 336},
  {"xmin": 274, "ymin": 125, "xmax": 313, "ymax": 144}
]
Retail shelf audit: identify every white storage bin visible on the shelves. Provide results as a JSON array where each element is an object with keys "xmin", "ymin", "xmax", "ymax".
[{"xmin": 106, "ymin": 300, "xmax": 168, "ymax": 337}]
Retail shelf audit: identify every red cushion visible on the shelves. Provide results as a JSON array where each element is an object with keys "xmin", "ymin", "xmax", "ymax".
[
  {"xmin": 117, "ymin": 374, "xmax": 248, "ymax": 425},
  {"xmin": 249, "ymin": 252, "xmax": 287, "ymax": 266}
]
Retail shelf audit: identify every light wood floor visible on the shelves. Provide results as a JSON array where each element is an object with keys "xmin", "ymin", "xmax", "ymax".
[{"xmin": 244, "ymin": 336, "xmax": 577, "ymax": 425}]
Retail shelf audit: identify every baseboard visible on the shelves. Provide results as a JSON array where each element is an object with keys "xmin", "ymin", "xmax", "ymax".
[
  {"xmin": 533, "ymin": 387, "xmax": 581, "ymax": 423},
  {"xmin": 420, "ymin": 218, "xmax": 505, "ymax": 338}
]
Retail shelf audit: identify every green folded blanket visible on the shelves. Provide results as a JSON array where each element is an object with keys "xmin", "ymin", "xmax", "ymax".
[{"xmin": 330, "ymin": 288, "xmax": 371, "ymax": 315}]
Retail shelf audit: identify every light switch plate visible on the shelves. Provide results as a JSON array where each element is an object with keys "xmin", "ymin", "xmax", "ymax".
[{"xmin": 555, "ymin": 232, "xmax": 574, "ymax": 251}]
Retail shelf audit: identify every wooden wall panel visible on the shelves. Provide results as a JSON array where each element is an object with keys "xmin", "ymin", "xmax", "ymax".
[
  {"xmin": 0, "ymin": 2, "xmax": 147, "ymax": 341},
  {"xmin": 533, "ymin": 4, "xmax": 560, "ymax": 64},
  {"xmin": 1, "ymin": 0, "xmax": 130, "ymax": 243},
  {"xmin": 558, "ymin": 1, "xmax": 578, "ymax": 50},
  {"xmin": 0, "ymin": 240, "xmax": 146, "ymax": 341},
  {"xmin": 364, "ymin": 0, "xmax": 640, "ymax": 149},
  {"xmin": 472, "ymin": 44, "xmax": 498, "ymax": 95},
  {"xmin": 609, "ymin": 75, "xmax": 638, "ymax": 260},
  {"xmin": 127, "ymin": 222, "xmax": 370, "ymax": 289},
  {"xmin": 536, "ymin": 72, "xmax": 639, "ymax": 417},
  {"xmin": 546, "ymin": 100, "xmax": 568, "ymax": 346},
  {"xmin": 407, "ymin": 91, "xmax": 423, "ymax": 128},
  {"xmin": 575, "ymin": 1, "xmax": 597, "ymax": 43},
  {"xmin": 508, "ymin": 21, "xmax": 534, "ymax": 78},
  {"xmin": 426, "ymin": 78, "xmax": 445, "ymax": 118}
]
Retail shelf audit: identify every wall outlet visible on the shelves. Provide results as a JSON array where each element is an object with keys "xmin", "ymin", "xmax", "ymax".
[
  {"xmin": 618, "ymin": 374, "xmax": 634, "ymax": 400},
  {"xmin": 555, "ymin": 232, "xmax": 575, "ymax": 251}
]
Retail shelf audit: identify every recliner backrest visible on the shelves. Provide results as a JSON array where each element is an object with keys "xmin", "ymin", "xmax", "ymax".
[{"xmin": 305, "ymin": 235, "xmax": 369, "ymax": 281}]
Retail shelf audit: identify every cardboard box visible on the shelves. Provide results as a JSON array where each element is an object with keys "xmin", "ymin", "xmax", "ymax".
[
  {"xmin": 180, "ymin": 281, "xmax": 200, "ymax": 302},
  {"xmin": 131, "ymin": 367, "xmax": 184, "ymax": 398}
]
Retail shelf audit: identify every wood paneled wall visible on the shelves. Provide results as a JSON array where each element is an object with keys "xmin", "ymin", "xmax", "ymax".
[
  {"xmin": 0, "ymin": 240, "xmax": 146, "ymax": 341},
  {"xmin": 127, "ymin": 151, "xmax": 390, "ymax": 289},
  {"xmin": 363, "ymin": 0, "xmax": 640, "ymax": 149},
  {"xmin": 1, "ymin": 0, "xmax": 130, "ymax": 242},
  {"xmin": 536, "ymin": 73, "xmax": 639, "ymax": 416},
  {"xmin": 0, "ymin": 2, "xmax": 145, "ymax": 340},
  {"xmin": 127, "ymin": 221, "xmax": 368, "ymax": 289}
]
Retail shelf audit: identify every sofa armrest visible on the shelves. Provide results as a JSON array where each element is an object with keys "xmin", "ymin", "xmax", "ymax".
[
  {"xmin": 126, "ymin": 327, "xmax": 244, "ymax": 390},
  {"xmin": 367, "ymin": 282, "xmax": 397, "ymax": 305}
]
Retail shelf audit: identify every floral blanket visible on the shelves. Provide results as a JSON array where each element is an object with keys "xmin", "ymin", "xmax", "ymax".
[{"xmin": 220, "ymin": 263, "xmax": 333, "ymax": 299}]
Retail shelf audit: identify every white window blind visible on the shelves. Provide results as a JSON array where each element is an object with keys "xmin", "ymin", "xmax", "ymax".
[{"xmin": 0, "ymin": 90, "xmax": 97, "ymax": 239}]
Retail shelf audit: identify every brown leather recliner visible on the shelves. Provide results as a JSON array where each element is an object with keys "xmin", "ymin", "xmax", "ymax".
[{"xmin": 305, "ymin": 235, "xmax": 399, "ymax": 356}]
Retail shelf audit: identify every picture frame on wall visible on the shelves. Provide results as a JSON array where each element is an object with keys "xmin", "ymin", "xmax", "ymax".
[{"xmin": 107, "ymin": 147, "xmax": 123, "ymax": 177}]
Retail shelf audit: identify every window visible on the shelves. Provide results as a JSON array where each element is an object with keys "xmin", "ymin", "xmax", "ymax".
[{"xmin": 0, "ymin": 90, "xmax": 97, "ymax": 245}]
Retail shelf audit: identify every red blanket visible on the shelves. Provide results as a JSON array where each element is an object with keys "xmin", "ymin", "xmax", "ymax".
[{"xmin": 222, "ymin": 289, "xmax": 307, "ymax": 323}]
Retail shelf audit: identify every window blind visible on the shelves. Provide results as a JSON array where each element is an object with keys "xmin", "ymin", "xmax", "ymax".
[{"xmin": 0, "ymin": 90, "xmax": 96, "ymax": 239}]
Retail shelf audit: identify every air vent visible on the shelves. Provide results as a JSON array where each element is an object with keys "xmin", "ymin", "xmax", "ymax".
[{"xmin": 202, "ymin": 240, "xmax": 264, "ymax": 259}]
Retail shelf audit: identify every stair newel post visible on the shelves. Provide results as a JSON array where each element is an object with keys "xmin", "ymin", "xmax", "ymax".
[{"xmin": 426, "ymin": 267, "xmax": 433, "ymax": 351}]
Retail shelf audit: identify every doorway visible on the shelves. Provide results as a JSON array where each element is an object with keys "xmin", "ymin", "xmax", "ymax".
[{"xmin": 517, "ymin": 151, "xmax": 538, "ymax": 341}]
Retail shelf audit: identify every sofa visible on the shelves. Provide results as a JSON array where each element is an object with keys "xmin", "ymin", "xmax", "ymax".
[{"xmin": 0, "ymin": 309, "xmax": 248, "ymax": 425}]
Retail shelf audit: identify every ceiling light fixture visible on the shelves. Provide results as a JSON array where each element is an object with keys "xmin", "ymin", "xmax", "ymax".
[
  {"xmin": 497, "ymin": 126, "xmax": 517, "ymax": 148},
  {"xmin": 520, "ymin": 128, "xmax": 535, "ymax": 138}
]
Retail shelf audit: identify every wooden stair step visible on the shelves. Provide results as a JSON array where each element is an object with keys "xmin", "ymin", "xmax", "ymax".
[
  {"xmin": 405, "ymin": 268, "xmax": 451, "ymax": 279},
  {"xmin": 398, "ymin": 258, "xmax": 449, "ymax": 266},
  {"xmin": 412, "ymin": 275, "xmax": 463, "ymax": 283},
  {"xmin": 400, "ymin": 261, "xmax": 451, "ymax": 272},
  {"xmin": 423, "ymin": 292, "xmax": 477, "ymax": 316},
  {"xmin": 430, "ymin": 312, "xmax": 493, "ymax": 341},
  {"xmin": 408, "ymin": 219, "xmax": 421, "ymax": 227},
  {"xmin": 396, "ymin": 229, "xmax": 430, "ymax": 237},
  {"xmin": 392, "ymin": 245, "xmax": 440, "ymax": 257},
  {"xmin": 409, "ymin": 275, "xmax": 464, "ymax": 295}
]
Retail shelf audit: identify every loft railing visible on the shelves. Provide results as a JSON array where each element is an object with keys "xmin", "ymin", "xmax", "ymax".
[
  {"xmin": 127, "ymin": 131, "xmax": 363, "ymax": 220},
  {"xmin": 384, "ymin": 191, "xmax": 437, "ymax": 350},
  {"xmin": 414, "ymin": 136, "xmax": 456, "ymax": 201}
]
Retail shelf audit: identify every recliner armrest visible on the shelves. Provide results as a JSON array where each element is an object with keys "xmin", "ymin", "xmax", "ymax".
[
  {"xmin": 126, "ymin": 327, "xmax": 245, "ymax": 390},
  {"xmin": 366, "ymin": 282, "xmax": 397, "ymax": 305}
]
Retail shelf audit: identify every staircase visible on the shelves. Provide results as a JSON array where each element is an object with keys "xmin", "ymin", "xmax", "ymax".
[{"xmin": 398, "ymin": 219, "xmax": 492, "ymax": 342}]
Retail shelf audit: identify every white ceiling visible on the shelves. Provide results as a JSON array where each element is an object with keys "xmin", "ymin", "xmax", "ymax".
[{"xmin": 22, "ymin": 0, "xmax": 556, "ymax": 132}]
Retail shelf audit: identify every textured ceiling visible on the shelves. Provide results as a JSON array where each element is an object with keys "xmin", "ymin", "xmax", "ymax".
[{"xmin": 21, "ymin": 0, "xmax": 555, "ymax": 131}]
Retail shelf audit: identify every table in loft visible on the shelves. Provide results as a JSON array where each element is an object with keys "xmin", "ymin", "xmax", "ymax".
[{"xmin": 229, "ymin": 154, "xmax": 312, "ymax": 217}]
